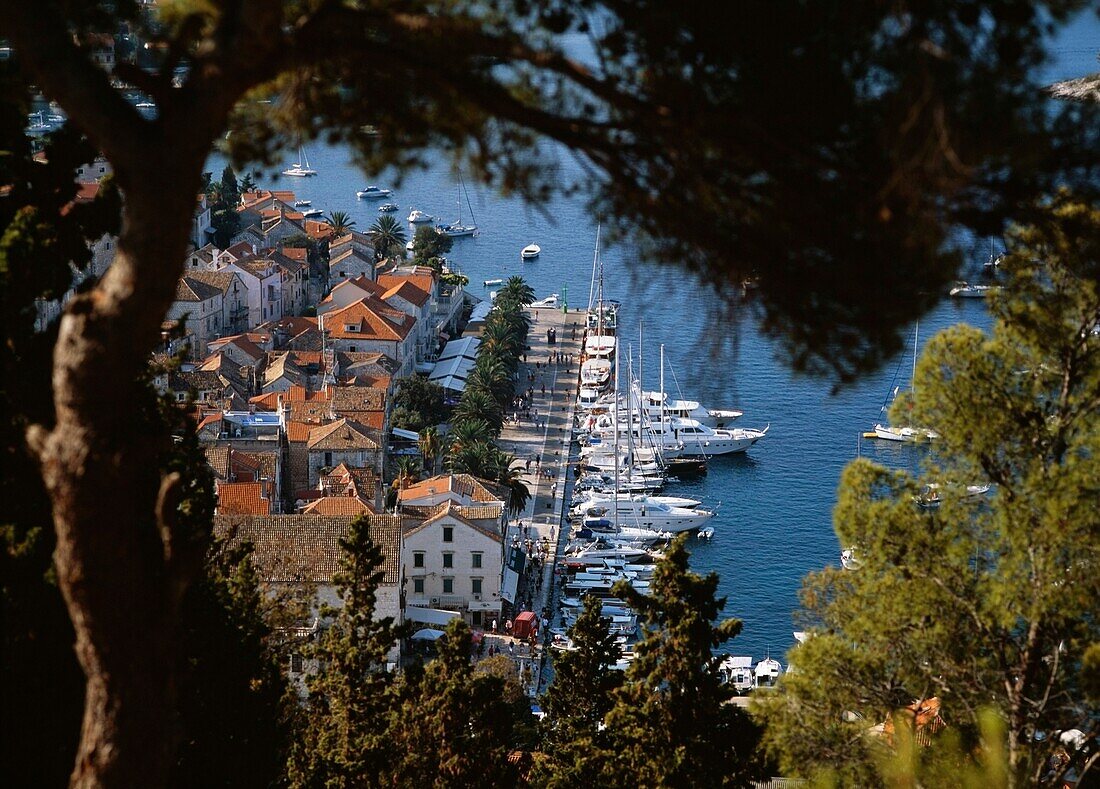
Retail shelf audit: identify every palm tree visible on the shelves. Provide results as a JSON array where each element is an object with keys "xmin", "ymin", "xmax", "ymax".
[
  {"xmin": 452, "ymin": 389, "xmax": 502, "ymax": 435},
  {"xmin": 391, "ymin": 456, "xmax": 422, "ymax": 494},
  {"xmin": 479, "ymin": 321, "xmax": 522, "ymax": 364},
  {"xmin": 448, "ymin": 418, "xmax": 492, "ymax": 455},
  {"xmin": 325, "ymin": 210, "xmax": 357, "ymax": 235},
  {"xmin": 418, "ymin": 427, "xmax": 442, "ymax": 476},
  {"xmin": 369, "ymin": 214, "xmax": 407, "ymax": 261},
  {"xmin": 492, "ymin": 452, "xmax": 531, "ymax": 517},
  {"xmin": 447, "ymin": 441, "xmax": 495, "ymax": 478},
  {"xmin": 468, "ymin": 357, "xmax": 514, "ymax": 405},
  {"xmin": 498, "ymin": 276, "xmax": 535, "ymax": 307}
]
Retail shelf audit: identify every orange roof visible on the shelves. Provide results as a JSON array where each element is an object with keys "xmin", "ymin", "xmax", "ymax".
[
  {"xmin": 378, "ymin": 274, "xmax": 432, "ymax": 307},
  {"xmin": 301, "ymin": 496, "xmax": 376, "ymax": 516},
  {"xmin": 216, "ymin": 481, "xmax": 271, "ymax": 515},
  {"xmin": 303, "ymin": 220, "xmax": 334, "ymax": 240},
  {"xmin": 286, "ymin": 421, "xmax": 317, "ymax": 443},
  {"xmin": 324, "ymin": 297, "xmax": 414, "ymax": 341},
  {"xmin": 250, "ymin": 392, "xmax": 281, "ymax": 411},
  {"xmin": 281, "ymin": 247, "xmax": 308, "ymax": 261}
]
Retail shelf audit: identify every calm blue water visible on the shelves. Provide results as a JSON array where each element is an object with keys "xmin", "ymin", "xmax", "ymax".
[{"xmin": 211, "ymin": 12, "xmax": 1098, "ymax": 662}]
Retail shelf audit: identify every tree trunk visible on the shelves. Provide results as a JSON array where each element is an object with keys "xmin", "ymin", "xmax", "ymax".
[{"xmin": 32, "ymin": 163, "xmax": 205, "ymax": 788}]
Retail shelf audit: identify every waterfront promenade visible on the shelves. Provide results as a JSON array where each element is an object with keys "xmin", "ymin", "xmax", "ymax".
[{"xmin": 477, "ymin": 304, "xmax": 584, "ymax": 693}]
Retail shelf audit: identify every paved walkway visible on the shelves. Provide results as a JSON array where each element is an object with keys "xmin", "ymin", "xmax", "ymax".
[{"xmin": 483, "ymin": 305, "xmax": 585, "ymax": 695}]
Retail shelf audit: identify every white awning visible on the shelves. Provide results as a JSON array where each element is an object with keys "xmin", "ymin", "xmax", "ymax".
[
  {"xmin": 404, "ymin": 606, "xmax": 461, "ymax": 626},
  {"xmin": 392, "ymin": 427, "xmax": 420, "ymax": 441},
  {"xmin": 428, "ymin": 337, "xmax": 481, "ymax": 393}
]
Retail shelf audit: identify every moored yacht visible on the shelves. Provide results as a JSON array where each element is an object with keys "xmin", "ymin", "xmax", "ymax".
[
  {"xmin": 408, "ymin": 209, "xmax": 434, "ymax": 223},
  {"xmin": 356, "ymin": 185, "xmax": 392, "ymax": 198},
  {"xmin": 573, "ymin": 496, "xmax": 715, "ymax": 533},
  {"xmin": 642, "ymin": 390, "xmax": 743, "ymax": 429}
]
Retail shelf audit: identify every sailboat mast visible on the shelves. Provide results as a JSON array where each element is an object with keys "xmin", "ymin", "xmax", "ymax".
[
  {"xmin": 626, "ymin": 347, "xmax": 636, "ymax": 476},
  {"xmin": 613, "ymin": 343, "xmax": 620, "ymax": 525},
  {"xmin": 587, "ymin": 224, "xmax": 601, "ymax": 315},
  {"xmin": 638, "ymin": 320, "xmax": 644, "ymax": 416},
  {"xmin": 659, "ymin": 344, "xmax": 665, "ymax": 434},
  {"xmin": 912, "ymin": 321, "xmax": 919, "ymax": 393}
]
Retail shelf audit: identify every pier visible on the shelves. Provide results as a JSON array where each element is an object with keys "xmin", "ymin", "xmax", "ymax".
[{"xmin": 477, "ymin": 304, "xmax": 583, "ymax": 693}]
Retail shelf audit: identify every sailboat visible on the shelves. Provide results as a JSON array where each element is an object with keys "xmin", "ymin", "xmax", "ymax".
[
  {"xmin": 436, "ymin": 176, "xmax": 479, "ymax": 237},
  {"xmin": 282, "ymin": 144, "xmax": 318, "ymax": 177},
  {"xmin": 870, "ymin": 323, "xmax": 939, "ymax": 442}
]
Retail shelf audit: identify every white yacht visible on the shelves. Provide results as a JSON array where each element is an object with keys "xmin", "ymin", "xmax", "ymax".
[
  {"xmin": 293, "ymin": 199, "xmax": 312, "ymax": 207},
  {"xmin": 531, "ymin": 294, "xmax": 559, "ymax": 308},
  {"xmin": 754, "ymin": 657, "xmax": 783, "ymax": 688},
  {"xmin": 521, "ymin": 243, "xmax": 541, "ymax": 260},
  {"xmin": 584, "ymin": 335, "xmax": 617, "ymax": 358},
  {"xmin": 580, "ymin": 358, "xmax": 612, "ymax": 389},
  {"xmin": 641, "ymin": 390, "xmax": 743, "ymax": 428},
  {"xmin": 665, "ymin": 418, "xmax": 768, "ymax": 456},
  {"xmin": 873, "ymin": 424, "xmax": 939, "ymax": 442},
  {"xmin": 300, "ymin": 208, "xmax": 323, "ymax": 218},
  {"xmin": 572, "ymin": 490, "xmax": 702, "ymax": 514},
  {"xmin": 719, "ymin": 656, "xmax": 756, "ymax": 694},
  {"xmin": 356, "ymin": 185, "xmax": 391, "ymax": 199},
  {"xmin": 575, "ymin": 496, "xmax": 715, "ymax": 533},
  {"xmin": 378, "ymin": 202, "xmax": 399, "ymax": 212},
  {"xmin": 408, "ymin": 209, "xmax": 434, "ymax": 223},
  {"xmin": 577, "ymin": 387, "xmax": 607, "ymax": 410}
]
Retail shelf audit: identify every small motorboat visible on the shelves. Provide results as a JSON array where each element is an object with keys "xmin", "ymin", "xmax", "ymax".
[
  {"xmin": 300, "ymin": 208, "xmax": 323, "ymax": 218},
  {"xmin": 754, "ymin": 656, "xmax": 783, "ymax": 688},
  {"xmin": 521, "ymin": 243, "xmax": 541, "ymax": 260},
  {"xmin": 407, "ymin": 209, "xmax": 434, "ymax": 223},
  {"xmin": 483, "ymin": 278, "xmax": 503, "ymax": 286},
  {"xmin": 294, "ymin": 199, "xmax": 312, "ymax": 207},
  {"xmin": 949, "ymin": 282, "xmax": 995, "ymax": 299},
  {"xmin": 378, "ymin": 203, "xmax": 399, "ymax": 212},
  {"xmin": 530, "ymin": 294, "xmax": 558, "ymax": 308},
  {"xmin": 356, "ymin": 186, "xmax": 391, "ymax": 199}
]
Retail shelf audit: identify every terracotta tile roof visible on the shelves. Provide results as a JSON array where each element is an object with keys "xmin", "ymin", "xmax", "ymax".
[
  {"xmin": 204, "ymin": 446, "xmax": 231, "ymax": 479},
  {"xmin": 405, "ymin": 501, "xmax": 502, "ymax": 543},
  {"xmin": 281, "ymin": 246, "xmax": 308, "ymax": 262},
  {"xmin": 378, "ymin": 274, "xmax": 432, "ymax": 307},
  {"xmin": 286, "ymin": 421, "xmax": 318, "ymax": 443},
  {"xmin": 454, "ymin": 504, "xmax": 505, "ymax": 522},
  {"xmin": 215, "ymin": 481, "xmax": 272, "ymax": 515},
  {"xmin": 321, "ymin": 463, "xmax": 378, "ymax": 499},
  {"xmin": 398, "ymin": 473, "xmax": 506, "ymax": 504},
  {"xmin": 307, "ymin": 418, "xmax": 380, "ymax": 451},
  {"xmin": 176, "ymin": 276, "xmax": 223, "ymax": 302},
  {"xmin": 330, "ymin": 385, "xmax": 385, "ymax": 413},
  {"xmin": 249, "ymin": 392, "xmax": 281, "ymax": 411},
  {"xmin": 213, "ymin": 514, "xmax": 403, "ymax": 584},
  {"xmin": 320, "ymin": 278, "xmax": 387, "ymax": 311},
  {"xmin": 185, "ymin": 270, "xmax": 238, "ymax": 296},
  {"xmin": 222, "ymin": 241, "xmax": 256, "ymax": 260},
  {"xmin": 264, "ymin": 352, "xmax": 304, "ymax": 387},
  {"xmin": 209, "ymin": 332, "xmax": 273, "ymax": 351},
  {"xmin": 303, "ymin": 220, "xmax": 334, "ymax": 240},
  {"xmin": 301, "ymin": 496, "xmax": 376, "ymax": 516},
  {"xmin": 323, "ymin": 297, "xmax": 414, "ymax": 342}
]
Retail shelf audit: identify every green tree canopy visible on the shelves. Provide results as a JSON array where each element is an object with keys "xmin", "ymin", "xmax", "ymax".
[
  {"xmin": 757, "ymin": 194, "xmax": 1100, "ymax": 786},
  {"xmin": 411, "ymin": 224, "xmax": 453, "ymax": 271},
  {"xmin": 565, "ymin": 534, "xmax": 762, "ymax": 787},
  {"xmin": 368, "ymin": 214, "xmax": 407, "ymax": 261}
]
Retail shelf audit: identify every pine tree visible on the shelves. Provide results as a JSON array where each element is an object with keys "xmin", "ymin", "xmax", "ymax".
[
  {"xmin": 386, "ymin": 620, "xmax": 520, "ymax": 786},
  {"xmin": 286, "ymin": 516, "xmax": 405, "ymax": 788},
  {"xmin": 757, "ymin": 194, "xmax": 1100, "ymax": 786},
  {"xmin": 574, "ymin": 535, "xmax": 762, "ymax": 787},
  {"xmin": 533, "ymin": 595, "xmax": 623, "ymax": 788}
]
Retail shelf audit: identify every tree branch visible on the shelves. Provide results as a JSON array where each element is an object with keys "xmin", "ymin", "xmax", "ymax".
[{"xmin": 0, "ymin": 5, "xmax": 148, "ymax": 173}]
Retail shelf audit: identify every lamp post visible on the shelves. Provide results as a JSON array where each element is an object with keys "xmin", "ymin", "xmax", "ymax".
[{"xmin": 561, "ymin": 284, "xmax": 568, "ymax": 313}]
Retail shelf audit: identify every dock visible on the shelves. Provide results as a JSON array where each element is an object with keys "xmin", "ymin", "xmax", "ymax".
[{"xmin": 477, "ymin": 304, "xmax": 584, "ymax": 693}]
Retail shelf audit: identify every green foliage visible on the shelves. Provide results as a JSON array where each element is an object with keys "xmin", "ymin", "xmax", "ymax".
[
  {"xmin": 392, "ymin": 375, "xmax": 448, "ymax": 432},
  {"xmin": 324, "ymin": 210, "xmax": 356, "ymax": 236},
  {"xmin": 534, "ymin": 596, "xmax": 623, "ymax": 786},
  {"xmin": 368, "ymin": 214, "xmax": 407, "ymax": 261},
  {"xmin": 207, "ymin": 166, "xmax": 242, "ymax": 248},
  {"xmin": 385, "ymin": 620, "xmax": 521, "ymax": 785},
  {"xmin": 554, "ymin": 534, "xmax": 761, "ymax": 787},
  {"xmin": 757, "ymin": 195, "xmax": 1100, "ymax": 786},
  {"xmin": 417, "ymin": 426, "xmax": 442, "ymax": 475},
  {"xmin": 411, "ymin": 225, "xmax": 453, "ymax": 270},
  {"xmin": 286, "ymin": 516, "xmax": 406, "ymax": 787},
  {"xmin": 440, "ymin": 271, "xmax": 468, "ymax": 287}
]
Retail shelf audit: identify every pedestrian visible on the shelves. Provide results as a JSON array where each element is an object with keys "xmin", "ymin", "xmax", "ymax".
[
  {"xmin": 505, "ymin": 618, "xmax": 513, "ymax": 634},
  {"xmin": 525, "ymin": 458, "xmax": 531, "ymax": 472},
  {"xmin": 523, "ymin": 353, "xmax": 527, "ymax": 363},
  {"xmin": 541, "ymin": 383, "xmax": 546, "ymax": 396},
  {"xmin": 492, "ymin": 618, "xmax": 498, "ymax": 633},
  {"xmin": 509, "ymin": 642, "xmax": 515, "ymax": 656},
  {"xmin": 535, "ymin": 310, "xmax": 539, "ymax": 320},
  {"xmin": 536, "ymin": 361, "xmax": 540, "ymax": 371}
]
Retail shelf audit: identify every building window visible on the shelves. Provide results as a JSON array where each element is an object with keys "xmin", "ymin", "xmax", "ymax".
[
  {"xmin": 413, "ymin": 552, "xmax": 424, "ymax": 568},
  {"xmin": 349, "ymin": 345, "xmax": 357, "ymax": 352},
  {"xmin": 442, "ymin": 577, "xmax": 453, "ymax": 594},
  {"xmin": 471, "ymin": 552, "xmax": 482, "ymax": 569},
  {"xmin": 413, "ymin": 578, "xmax": 424, "ymax": 594},
  {"xmin": 472, "ymin": 578, "xmax": 482, "ymax": 595},
  {"xmin": 442, "ymin": 553, "xmax": 453, "ymax": 569},
  {"xmin": 443, "ymin": 526, "xmax": 453, "ymax": 543},
  {"xmin": 324, "ymin": 452, "xmax": 332, "ymax": 466},
  {"xmin": 290, "ymin": 653, "xmax": 303, "ymax": 673}
]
